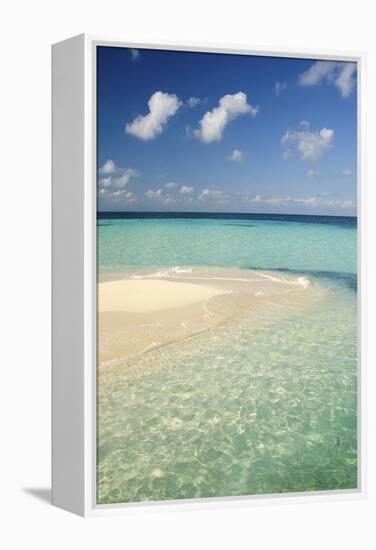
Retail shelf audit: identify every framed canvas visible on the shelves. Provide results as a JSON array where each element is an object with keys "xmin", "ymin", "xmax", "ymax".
[{"xmin": 52, "ymin": 34, "xmax": 366, "ymax": 516}]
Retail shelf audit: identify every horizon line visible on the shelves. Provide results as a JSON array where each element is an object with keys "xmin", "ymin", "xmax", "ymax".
[{"xmin": 97, "ymin": 210, "xmax": 357, "ymax": 218}]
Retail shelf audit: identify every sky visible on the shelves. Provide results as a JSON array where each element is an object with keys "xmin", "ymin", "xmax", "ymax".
[{"xmin": 97, "ymin": 46, "xmax": 357, "ymax": 215}]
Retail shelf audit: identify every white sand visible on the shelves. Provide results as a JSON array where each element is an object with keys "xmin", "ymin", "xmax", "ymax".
[{"xmin": 98, "ymin": 279, "xmax": 225, "ymax": 313}]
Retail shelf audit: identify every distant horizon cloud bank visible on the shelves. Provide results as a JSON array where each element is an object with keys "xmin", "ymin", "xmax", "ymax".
[{"xmin": 98, "ymin": 182, "xmax": 356, "ymax": 215}]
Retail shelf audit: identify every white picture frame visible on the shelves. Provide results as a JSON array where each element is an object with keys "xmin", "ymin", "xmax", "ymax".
[{"xmin": 52, "ymin": 34, "xmax": 366, "ymax": 517}]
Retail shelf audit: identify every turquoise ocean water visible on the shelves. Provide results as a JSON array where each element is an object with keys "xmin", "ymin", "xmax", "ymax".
[{"xmin": 97, "ymin": 213, "xmax": 357, "ymax": 504}]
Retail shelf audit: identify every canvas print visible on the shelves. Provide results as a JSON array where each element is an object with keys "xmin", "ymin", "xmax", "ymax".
[{"xmin": 96, "ymin": 46, "xmax": 357, "ymax": 505}]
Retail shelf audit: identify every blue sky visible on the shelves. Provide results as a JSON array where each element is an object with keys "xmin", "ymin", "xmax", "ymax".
[{"xmin": 97, "ymin": 46, "xmax": 357, "ymax": 215}]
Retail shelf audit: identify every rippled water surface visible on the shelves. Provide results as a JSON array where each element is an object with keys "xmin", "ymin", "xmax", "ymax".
[{"xmin": 97, "ymin": 213, "xmax": 357, "ymax": 504}]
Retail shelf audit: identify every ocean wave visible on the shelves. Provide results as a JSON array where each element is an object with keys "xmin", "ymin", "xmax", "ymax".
[
  {"xmin": 250, "ymin": 266, "xmax": 357, "ymax": 292},
  {"xmin": 256, "ymin": 271, "xmax": 310, "ymax": 288},
  {"xmin": 131, "ymin": 266, "xmax": 194, "ymax": 279}
]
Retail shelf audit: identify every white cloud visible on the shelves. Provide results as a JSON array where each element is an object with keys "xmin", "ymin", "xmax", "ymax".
[
  {"xmin": 187, "ymin": 97, "xmax": 201, "ymax": 108},
  {"xmin": 98, "ymin": 177, "xmax": 112, "ymax": 187},
  {"xmin": 180, "ymin": 185, "xmax": 195, "ymax": 194},
  {"xmin": 130, "ymin": 49, "xmax": 140, "ymax": 60},
  {"xmin": 299, "ymin": 61, "xmax": 337, "ymax": 86},
  {"xmin": 342, "ymin": 168, "xmax": 353, "ymax": 176},
  {"xmin": 299, "ymin": 120, "xmax": 310, "ymax": 130},
  {"xmin": 198, "ymin": 188, "xmax": 210, "ymax": 199},
  {"xmin": 98, "ymin": 167, "xmax": 138, "ymax": 189},
  {"xmin": 298, "ymin": 61, "xmax": 356, "ymax": 98},
  {"xmin": 198, "ymin": 188, "xmax": 228, "ymax": 203},
  {"xmin": 111, "ymin": 190, "xmax": 126, "ymax": 197},
  {"xmin": 227, "ymin": 149, "xmax": 243, "ymax": 162},
  {"xmin": 113, "ymin": 170, "xmax": 137, "ymax": 187},
  {"xmin": 98, "ymin": 188, "xmax": 138, "ymax": 205},
  {"xmin": 195, "ymin": 92, "xmax": 258, "ymax": 143},
  {"xmin": 125, "ymin": 191, "xmax": 137, "ymax": 202},
  {"xmin": 99, "ymin": 183, "xmax": 355, "ymax": 212},
  {"xmin": 162, "ymin": 196, "xmax": 177, "ymax": 205},
  {"xmin": 110, "ymin": 190, "xmax": 136, "ymax": 199},
  {"xmin": 145, "ymin": 188, "xmax": 164, "ymax": 200},
  {"xmin": 125, "ymin": 91, "xmax": 181, "ymax": 140},
  {"xmin": 340, "ymin": 200, "xmax": 355, "ymax": 209},
  {"xmin": 335, "ymin": 64, "xmax": 357, "ymax": 98},
  {"xmin": 274, "ymin": 81, "xmax": 287, "ymax": 96},
  {"xmin": 164, "ymin": 181, "xmax": 177, "ymax": 189},
  {"xmin": 248, "ymin": 193, "xmax": 354, "ymax": 209},
  {"xmin": 145, "ymin": 188, "xmax": 179, "ymax": 205},
  {"xmin": 305, "ymin": 169, "xmax": 316, "ymax": 177},
  {"xmin": 282, "ymin": 124, "xmax": 334, "ymax": 161},
  {"xmin": 252, "ymin": 194, "xmax": 285, "ymax": 206},
  {"xmin": 99, "ymin": 159, "xmax": 117, "ymax": 174}
]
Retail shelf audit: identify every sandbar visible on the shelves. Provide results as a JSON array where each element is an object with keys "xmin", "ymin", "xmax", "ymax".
[{"xmin": 97, "ymin": 268, "xmax": 318, "ymax": 368}]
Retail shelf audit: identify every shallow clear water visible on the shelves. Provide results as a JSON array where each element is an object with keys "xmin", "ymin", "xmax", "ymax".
[
  {"xmin": 97, "ymin": 213, "xmax": 357, "ymax": 504},
  {"xmin": 98, "ymin": 214, "xmax": 356, "ymax": 276}
]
